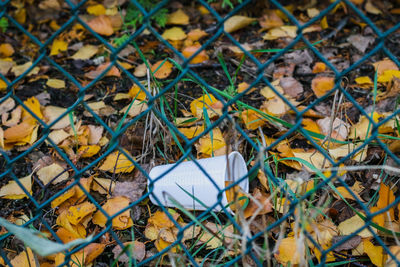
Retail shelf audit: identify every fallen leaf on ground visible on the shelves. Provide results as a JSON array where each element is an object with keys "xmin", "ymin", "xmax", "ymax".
[
  {"xmin": 37, "ymin": 163, "xmax": 69, "ymax": 185},
  {"xmin": 151, "ymin": 60, "xmax": 173, "ymax": 79},
  {"xmin": 87, "ymin": 4, "xmax": 106, "ymax": 16},
  {"xmin": 182, "ymin": 43, "xmax": 209, "ymax": 64},
  {"xmin": 85, "ymin": 62, "xmax": 120, "ymax": 79},
  {"xmin": 46, "ymin": 78, "xmax": 65, "ymax": 89},
  {"xmin": 43, "ymin": 105, "xmax": 75, "ymax": 129},
  {"xmin": 70, "ymin": 45, "xmax": 98, "ymax": 60},
  {"xmin": 10, "ymin": 248, "xmax": 38, "ymax": 267},
  {"xmin": 86, "ymin": 15, "xmax": 114, "ymax": 36},
  {"xmin": 50, "ymin": 39, "xmax": 68, "ymax": 56},
  {"xmin": 263, "ymin": 26, "xmax": 297, "ymax": 40},
  {"xmin": 92, "ymin": 196, "xmax": 133, "ymax": 230},
  {"xmin": 243, "ymin": 188, "xmax": 273, "ymax": 218},
  {"xmin": 292, "ymin": 149, "xmax": 332, "ymax": 172},
  {"xmin": 112, "ymin": 241, "xmax": 146, "ymax": 263},
  {"xmin": 99, "ymin": 150, "xmax": 135, "ymax": 173},
  {"xmin": 311, "ymin": 76, "xmax": 335, "ymax": 98},
  {"xmin": 190, "ymin": 93, "xmax": 221, "ymax": 119},
  {"xmin": 161, "ymin": 27, "xmax": 187, "ymax": 41},
  {"xmin": 338, "ymin": 213, "xmax": 376, "ymax": 238},
  {"xmin": 224, "ymin": 15, "xmax": 256, "ymax": 33},
  {"xmin": 364, "ymin": 239, "xmax": 386, "ymax": 267},
  {"xmin": 195, "ymin": 128, "xmax": 226, "ymax": 157},
  {"xmin": 167, "ymin": 9, "xmax": 189, "ymax": 25},
  {"xmin": 0, "ymin": 174, "xmax": 32, "ymax": 199},
  {"xmin": 119, "ymin": 100, "xmax": 148, "ymax": 118},
  {"xmin": 274, "ymin": 237, "xmax": 302, "ymax": 265},
  {"xmin": 77, "ymin": 145, "xmax": 101, "ymax": 158},
  {"xmin": 0, "ymin": 43, "xmax": 14, "ymax": 57},
  {"xmin": 67, "ymin": 201, "xmax": 96, "ymax": 225}
]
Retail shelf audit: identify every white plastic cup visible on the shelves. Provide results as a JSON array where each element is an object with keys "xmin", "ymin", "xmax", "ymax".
[{"xmin": 148, "ymin": 151, "xmax": 249, "ymax": 212}]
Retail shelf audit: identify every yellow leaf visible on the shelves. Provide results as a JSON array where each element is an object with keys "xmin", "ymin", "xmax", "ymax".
[
  {"xmin": 263, "ymin": 25, "xmax": 297, "ymax": 40},
  {"xmin": 91, "ymin": 177, "xmax": 115, "ymax": 194},
  {"xmin": 99, "ymin": 150, "xmax": 135, "ymax": 173},
  {"xmin": 224, "ymin": 15, "xmax": 256, "ymax": 33},
  {"xmin": 37, "ymin": 163, "xmax": 69, "ymax": 185},
  {"xmin": 87, "ymin": 4, "xmax": 106, "ymax": 16},
  {"xmin": 50, "ymin": 39, "xmax": 68, "ymax": 56},
  {"xmin": 11, "ymin": 248, "xmax": 38, "ymax": 267},
  {"xmin": 195, "ymin": 128, "xmax": 226, "ymax": 156},
  {"xmin": 321, "ymin": 16, "xmax": 329, "ymax": 29},
  {"xmin": 148, "ymin": 210, "xmax": 179, "ymax": 229},
  {"xmin": 338, "ymin": 214, "xmax": 376, "ymax": 238},
  {"xmin": 350, "ymin": 112, "xmax": 380, "ymax": 139},
  {"xmin": 274, "ymin": 237, "xmax": 302, "ymax": 265},
  {"xmin": 312, "ymin": 62, "xmax": 326, "ymax": 73},
  {"xmin": 0, "ymin": 174, "xmax": 32, "ymax": 199},
  {"xmin": 128, "ymin": 84, "xmax": 147, "ymax": 101},
  {"xmin": 237, "ymin": 82, "xmax": 249, "ymax": 93},
  {"xmin": 373, "ymin": 58, "xmax": 398, "ymax": 75},
  {"xmin": 67, "ymin": 201, "xmax": 96, "ymax": 225},
  {"xmin": 119, "ymin": 100, "xmax": 148, "ymax": 118},
  {"xmin": 178, "ymin": 125, "xmax": 204, "ymax": 139},
  {"xmin": 377, "ymin": 70, "xmax": 400, "ymax": 83},
  {"xmin": 161, "ymin": 27, "xmax": 187, "ymax": 41},
  {"xmin": 92, "ymin": 196, "xmax": 133, "ymax": 230},
  {"xmin": 78, "ymin": 145, "xmax": 101, "ymax": 158},
  {"xmin": 51, "ymin": 187, "xmax": 76, "ymax": 208},
  {"xmin": 334, "ymin": 186, "xmax": 364, "ymax": 202},
  {"xmin": 241, "ymin": 109, "xmax": 265, "ymax": 130},
  {"xmin": 292, "ymin": 149, "xmax": 332, "ymax": 173},
  {"xmin": 46, "ymin": 78, "xmax": 65, "ymax": 89},
  {"xmin": 167, "ymin": 9, "xmax": 189, "ymax": 25},
  {"xmin": 0, "ymin": 78, "xmax": 7, "ymax": 90},
  {"xmin": 70, "ymin": 45, "xmax": 99, "ymax": 60},
  {"xmin": 190, "ymin": 94, "xmax": 221, "ymax": 119},
  {"xmin": 311, "ymin": 76, "xmax": 335, "ymax": 98},
  {"xmin": 355, "ymin": 76, "xmax": 373, "ymax": 85},
  {"xmin": 155, "ymin": 237, "xmax": 178, "ymax": 253},
  {"xmin": 364, "ymin": 239, "xmax": 386, "ymax": 267},
  {"xmin": 22, "ymin": 96, "xmax": 43, "ymax": 121}
]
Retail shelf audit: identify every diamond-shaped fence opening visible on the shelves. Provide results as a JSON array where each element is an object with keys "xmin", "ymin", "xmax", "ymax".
[{"xmin": 0, "ymin": 0, "xmax": 400, "ymax": 266}]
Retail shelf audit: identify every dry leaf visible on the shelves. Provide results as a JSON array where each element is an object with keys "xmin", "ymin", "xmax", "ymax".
[
  {"xmin": 190, "ymin": 93, "xmax": 221, "ymax": 119},
  {"xmin": 43, "ymin": 105, "xmax": 75, "ymax": 129},
  {"xmin": 313, "ymin": 62, "xmax": 326, "ymax": 73},
  {"xmin": 10, "ymin": 248, "xmax": 38, "ymax": 267},
  {"xmin": 99, "ymin": 150, "xmax": 135, "ymax": 173},
  {"xmin": 67, "ymin": 201, "xmax": 96, "ymax": 225},
  {"xmin": 178, "ymin": 125, "xmax": 205, "ymax": 139},
  {"xmin": 338, "ymin": 214, "xmax": 376, "ymax": 238},
  {"xmin": 112, "ymin": 241, "xmax": 146, "ymax": 263},
  {"xmin": 133, "ymin": 63, "xmax": 148, "ymax": 77},
  {"xmin": 46, "ymin": 78, "xmax": 65, "ymax": 89},
  {"xmin": 4, "ymin": 119, "xmax": 36, "ymax": 143},
  {"xmin": 355, "ymin": 76, "xmax": 373, "ymax": 85},
  {"xmin": 167, "ymin": 9, "xmax": 189, "ymax": 25},
  {"xmin": 161, "ymin": 27, "xmax": 187, "ymax": 41},
  {"xmin": 317, "ymin": 117, "xmax": 349, "ymax": 141},
  {"xmin": 88, "ymin": 125, "xmax": 103, "ymax": 145},
  {"xmin": 50, "ymin": 39, "xmax": 68, "ymax": 56},
  {"xmin": 0, "ymin": 174, "xmax": 32, "ymax": 199},
  {"xmin": 187, "ymin": 29, "xmax": 207, "ymax": 41},
  {"xmin": 86, "ymin": 15, "xmax": 114, "ymax": 36},
  {"xmin": 224, "ymin": 15, "xmax": 256, "ymax": 33},
  {"xmin": 376, "ymin": 183, "xmax": 396, "ymax": 220},
  {"xmin": 386, "ymin": 246, "xmax": 400, "ymax": 267},
  {"xmin": 37, "ymin": 163, "xmax": 69, "ymax": 185},
  {"xmin": 0, "ymin": 43, "xmax": 14, "ymax": 57},
  {"xmin": 373, "ymin": 58, "xmax": 398, "ymax": 75},
  {"xmin": 70, "ymin": 45, "xmax": 99, "ymax": 60},
  {"xmin": 11, "ymin": 62, "xmax": 39, "ymax": 77},
  {"xmin": 182, "ymin": 43, "xmax": 209, "ymax": 64},
  {"xmin": 243, "ymin": 188, "xmax": 272, "ymax": 218},
  {"xmin": 311, "ymin": 76, "xmax": 335, "ymax": 98},
  {"xmin": 195, "ymin": 128, "xmax": 226, "ymax": 156},
  {"xmin": 77, "ymin": 145, "xmax": 101, "ymax": 158},
  {"xmin": 92, "ymin": 196, "xmax": 133, "ymax": 230},
  {"xmin": 259, "ymin": 10, "xmax": 283, "ymax": 30},
  {"xmin": 241, "ymin": 109, "xmax": 266, "ymax": 130},
  {"xmin": 85, "ymin": 62, "xmax": 120, "ymax": 79},
  {"xmin": 119, "ymin": 100, "xmax": 148, "ymax": 118},
  {"xmin": 128, "ymin": 84, "xmax": 147, "ymax": 101},
  {"xmin": 87, "ymin": 4, "xmax": 106, "ymax": 16},
  {"xmin": 151, "ymin": 60, "xmax": 173, "ymax": 79},
  {"xmin": 263, "ymin": 26, "xmax": 297, "ymax": 40},
  {"xmin": 91, "ymin": 177, "xmax": 115, "ymax": 194},
  {"xmin": 349, "ymin": 112, "xmax": 380, "ymax": 139},
  {"xmin": 274, "ymin": 237, "xmax": 302, "ymax": 265},
  {"xmin": 364, "ymin": 239, "xmax": 386, "ymax": 267}
]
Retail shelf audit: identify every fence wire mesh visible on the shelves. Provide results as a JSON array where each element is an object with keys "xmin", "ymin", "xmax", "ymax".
[{"xmin": 0, "ymin": 0, "xmax": 400, "ymax": 266}]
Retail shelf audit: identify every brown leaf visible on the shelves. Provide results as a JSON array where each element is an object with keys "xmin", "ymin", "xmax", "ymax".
[
  {"xmin": 85, "ymin": 62, "xmax": 120, "ymax": 79},
  {"xmin": 243, "ymin": 188, "xmax": 273, "ymax": 218},
  {"xmin": 279, "ymin": 77, "xmax": 303, "ymax": 98},
  {"xmin": 112, "ymin": 241, "xmax": 146, "ymax": 263},
  {"xmin": 332, "ymin": 235, "xmax": 361, "ymax": 252},
  {"xmin": 113, "ymin": 179, "xmax": 146, "ymax": 203},
  {"xmin": 86, "ymin": 15, "xmax": 114, "ymax": 36},
  {"xmin": 151, "ymin": 60, "xmax": 173, "ymax": 79}
]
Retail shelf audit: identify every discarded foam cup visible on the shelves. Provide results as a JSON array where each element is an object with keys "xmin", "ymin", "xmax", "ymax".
[{"xmin": 148, "ymin": 151, "xmax": 249, "ymax": 212}]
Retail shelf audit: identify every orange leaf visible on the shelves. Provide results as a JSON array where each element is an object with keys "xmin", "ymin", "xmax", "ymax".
[
  {"xmin": 128, "ymin": 84, "xmax": 147, "ymax": 101},
  {"xmin": 0, "ymin": 43, "xmax": 14, "ymax": 57},
  {"xmin": 312, "ymin": 62, "xmax": 326, "ymax": 73},
  {"xmin": 92, "ymin": 196, "xmax": 133, "ymax": 230},
  {"xmin": 311, "ymin": 76, "xmax": 335, "ymax": 98},
  {"xmin": 241, "ymin": 109, "xmax": 265, "ymax": 130},
  {"xmin": 86, "ymin": 15, "xmax": 114, "ymax": 36},
  {"xmin": 243, "ymin": 188, "xmax": 273, "ymax": 218},
  {"xmin": 151, "ymin": 60, "xmax": 173, "ymax": 79},
  {"xmin": 182, "ymin": 43, "xmax": 209, "ymax": 64},
  {"xmin": 4, "ymin": 119, "xmax": 36, "ymax": 143},
  {"xmin": 377, "ymin": 183, "xmax": 396, "ymax": 220},
  {"xmin": 10, "ymin": 248, "xmax": 38, "ymax": 267}
]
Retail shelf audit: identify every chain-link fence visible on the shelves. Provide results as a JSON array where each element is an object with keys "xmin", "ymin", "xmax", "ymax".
[{"xmin": 0, "ymin": 0, "xmax": 400, "ymax": 266}]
